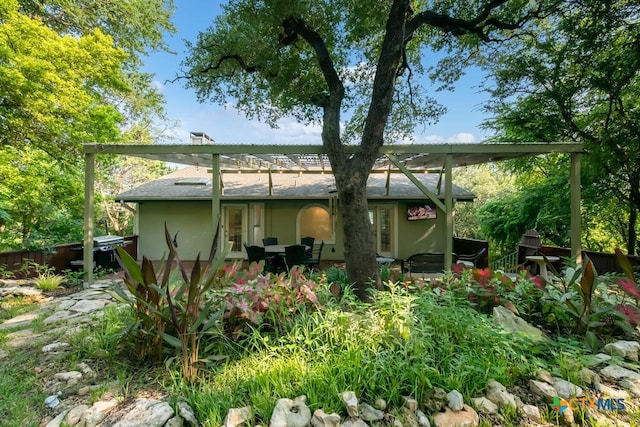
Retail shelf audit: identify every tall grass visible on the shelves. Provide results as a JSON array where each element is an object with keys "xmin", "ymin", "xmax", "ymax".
[{"xmin": 165, "ymin": 283, "xmax": 543, "ymax": 426}]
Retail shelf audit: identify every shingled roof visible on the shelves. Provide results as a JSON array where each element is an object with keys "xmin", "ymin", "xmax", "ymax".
[{"xmin": 116, "ymin": 165, "xmax": 475, "ymax": 201}]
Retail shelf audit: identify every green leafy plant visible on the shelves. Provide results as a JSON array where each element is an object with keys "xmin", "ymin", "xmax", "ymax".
[
  {"xmin": 0, "ymin": 264, "xmax": 15, "ymax": 279},
  {"xmin": 112, "ymin": 222, "xmax": 229, "ymax": 382},
  {"xmin": 35, "ymin": 271, "xmax": 64, "ymax": 291}
]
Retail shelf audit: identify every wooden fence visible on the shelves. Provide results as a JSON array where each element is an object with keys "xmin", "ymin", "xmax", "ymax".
[{"xmin": 0, "ymin": 236, "xmax": 138, "ymax": 278}]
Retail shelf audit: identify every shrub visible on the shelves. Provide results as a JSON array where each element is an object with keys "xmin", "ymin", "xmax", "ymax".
[{"xmin": 35, "ymin": 271, "xmax": 64, "ymax": 291}]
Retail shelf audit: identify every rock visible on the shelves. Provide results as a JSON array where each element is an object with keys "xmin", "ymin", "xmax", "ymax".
[
  {"xmin": 415, "ymin": 410, "xmax": 430, "ymax": 427},
  {"xmin": 470, "ymin": 397, "xmax": 497, "ymax": 415},
  {"xmin": 535, "ymin": 369, "xmax": 554, "ymax": 384},
  {"xmin": 485, "ymin": 379, "xmax": 517, "ymax": 409},
  {"xmin": 42, "ymin": 342, "xmax": 71, "ymax": 353},
  {"xmin": 54, "ymin": 371, "xmax": 82, "ymax": 382},
  {"xmin": 359, "ymin": 403, "xmax": 384, "ymax": 422},
  {"xmin": 432, "ymin": 404, "xmax": 478, "ymax": 427},
  {"xmin": 270, "ymin": 395, "xmax": 311, "ymax": 427},
  {"xmin": 423, "ymin": 387, "xmax": 448, "ymax": 413},
  {"xmin": 166, "ymin": 416, "xmax": 185, "ymax": 427},
  {"xmin": 178, "ymin": 401, "xmax": 199, "ymax": 426},
  {"xmin": 586, "ymin": 353, "xmax": 612, "ymax": 367},
  {"xmin": 311, "ymin": 409, "xmax": 340, "ymax": 427},
  {"xmin": 224, "ymin": 406, "xmax": 253, "ymax": 427},
  {"xmin": 492, "ymin": 306, "xmax": 546, "ymax": 341},
  {"xmin": 402, "ymin": 396, "xmax": 418, "ymax": 412},
  {"xmin": 603, "ymin": 341, "xmax": 640, "ymax": 361},
  {"xmin": 619, "ymin": 379, "xmax": 640, "ymax": 396},
  {"xmin": 446, "ymin": 390, "xmax": 464, "ymax": 411},
  {"xmin": 577, "ymin": 367, "xmax": 600, "ymax": 386},
  {"xmin": 529, "ymin": 379, "xmax": 557, "ymax": 402},
  {"xmin": 374, "ymin": 399, "xmax": 387, "ymax": 411},
  {"xmin": 341, "ymin": 419, "xmax": 369, "ymax": 427},
  {"xmin": 112, "ymin": 398, "xmax": 175, "ymax": 427},
  {"xmin": 552, "ymin": 377, "xmax": 584, "ymax": 399},
  {"xmin": 342, "ymin": 391, "xmax": 359, "ymax": 418},
  {"xmin": 521, "ymin": 405, "xmax": 541, "ymax": 423},
  {"xmin": 600, "ymin": 365, "xmax": 640, "ymax": 383},
  {"xmin": 596, "ymin": 383, "xmax": 630, "ymax": 400},
  {"xmin": 64, "ymin": 404, "xmax": 90, "ymax": 426}
]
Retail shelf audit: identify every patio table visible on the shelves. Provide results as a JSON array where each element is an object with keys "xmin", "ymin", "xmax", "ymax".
[{"xmin": 264, "ymin": 244, "xmax": 310, "ymax": 255}]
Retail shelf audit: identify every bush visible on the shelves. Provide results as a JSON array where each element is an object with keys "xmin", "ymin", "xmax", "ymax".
[{"xmin": 35, "ymin": 271, "xmax": 64, "ymax": 291}]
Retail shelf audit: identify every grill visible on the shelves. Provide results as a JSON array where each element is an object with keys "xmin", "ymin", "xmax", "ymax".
[{"xmin": 93, "ymin": 235, "xmax": 126, "ymax": 270}]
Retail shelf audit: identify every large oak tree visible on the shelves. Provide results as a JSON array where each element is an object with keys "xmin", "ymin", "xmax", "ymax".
[{"xmin": 183, "ymin": 0, "xmax": 559, "ymax": 299}]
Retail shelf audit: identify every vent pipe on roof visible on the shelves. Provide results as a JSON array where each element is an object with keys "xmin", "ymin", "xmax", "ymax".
[{"xmin": 190, "ymin": 131, "xmax": 214, "ymax": 145}]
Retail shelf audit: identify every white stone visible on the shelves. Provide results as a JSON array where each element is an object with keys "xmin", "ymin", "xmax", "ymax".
[
  {"xmin": 416, "ymin": 410, "xmax": 430, "ymax": 427},
  {"xmin": 470, "ymin": 397, "xmax": 497, "ymax": 415},
  {"xmin": 529, "ymin": 379, "xmax": 557, "ymax": 401},
  {"xmin": 270, "ymin": 395, "xmax": 311, "ymax": 427},
  {"xmin": 374, "ymin": 399, "xmax": 387, "ymax": 411},
  {"xmin": 341, "ymin": 419, "xmax": 369, "ymax": 427},
  {"xmin": 178, "ymin": 401, "xmax": 199, "ymax": 426},
  {"xmin": 342, "ymin": 391, "xmax": 359, "ymax": 417},
  {"xmin": 359, "ymin": 403, "xmax": 384, "ymax": 422},
  {"xmin": 402, "ymin": 396, "xmax": 418, "ymax": 412},
  {"xmin": 446, "ymin": 390, "xmax": 464, "ymax": 411},
  {"xmin": 64, "ymin": 404, "xmax": 90, "ymax": 426},
  {"xmin": 485, "ymin": 379, "xmax": 517, "ymax": 409},
  {"xmin": 112, "ymin": 398, "xmax": 175, "ymax": 427},
  {"xmin": 600, "ymin": 365, "xmax": 640, "ymax": 382},
  {"xmin": 54, "ymin": 371, "xmax": 82, "ymax": 381},
  {"xmin": 552, "ymin": 377, "xmax": 584, "ymax": 398},
  {"xmin": 224, "ymin": 406, "xmax": 253, "ymax": 427},
  {"xmin": 603, "ymin": 341, "xmax": 640, "ymax": 361},
  {"xmin": 42, "ymin": 342, "xmax": 71, "ymax": 353},
  {"xmin": 521, "ymin": 405, "xmax": 541, "ymax": 423},
  {"xmin": 596, "ymin": 383, "xmax": 630, "ymax": 400},
  {"xmin": 311, "ymin": 409, "xmax": 341, "ymax": 427}
]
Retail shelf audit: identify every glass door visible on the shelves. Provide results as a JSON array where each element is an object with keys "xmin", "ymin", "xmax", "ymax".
[
  {"xmin": 222, "ymin": 204, "xmax": 248, "ymax": 259},
  {"xmin": 368, "ymin": 205, "xmax": 395, "ymax": 257}
]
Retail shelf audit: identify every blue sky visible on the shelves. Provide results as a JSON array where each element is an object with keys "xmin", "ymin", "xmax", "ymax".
[{"xmin": 142, "ymin": 1, "xmax": 492, "ymax": 145}]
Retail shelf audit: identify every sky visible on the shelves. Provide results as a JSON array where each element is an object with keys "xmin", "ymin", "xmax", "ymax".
[{"xmin": 142, "ymin": 1, "xmax": 492, "ymax": 146}]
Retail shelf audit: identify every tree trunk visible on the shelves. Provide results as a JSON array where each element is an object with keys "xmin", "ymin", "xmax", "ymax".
[
  {"xmin": 335, "ymin": 169, "xmax": 381, "ymax": 301},
  {"xmin": 629, "ymin": 205, "xmax": 637, "ymax": 255}
]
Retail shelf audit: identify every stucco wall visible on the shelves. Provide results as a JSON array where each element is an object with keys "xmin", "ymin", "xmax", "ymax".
[
  {"xmin": 135, "ymin": 199, "xmax": 448, "ymax": 261},
  {"xmin": 137, "ymin": 201, "xmax": 215, "ymax": 260}
]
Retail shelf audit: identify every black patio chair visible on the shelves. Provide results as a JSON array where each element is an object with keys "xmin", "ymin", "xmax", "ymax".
[
  {"xmin": 284, "ymin": 244, "xmax": 307, "ymax": 272},
  {"xmin": 304, "ymin": 240, "xmax": 324, "ymax": 271},
  {"xmin": 300, "ymin": 236, "xmax": 315, "ymax": 257},
  {"xmin": 262, "ymin": 237, "xmax": 278, "ymax": 246},
  {"xmin": 245, "ymin": 244, "xmax": 279, "ymax": 273}
]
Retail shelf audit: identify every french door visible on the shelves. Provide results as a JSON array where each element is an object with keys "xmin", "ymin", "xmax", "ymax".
[
  {"xmin": 368, "ymin": 204, "xmax": 395, "ymax": 257},
  {"xmin": 222, "ymin": 203, "xmax": 264, "ymax": 259}
]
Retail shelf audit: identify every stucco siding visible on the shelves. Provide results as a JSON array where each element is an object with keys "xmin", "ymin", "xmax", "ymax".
[{"xmin": 137, "ymin": 201, "xmax": 214, "ymax": 260}]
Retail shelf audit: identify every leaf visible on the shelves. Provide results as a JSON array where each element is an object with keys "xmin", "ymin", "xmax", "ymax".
[
  {"xmin": 115, "ymin": 246, "xmax": 144, "ymax": 285},
  {"xmin": 579, "ymin": 257, "xmax": 596, "ymax": 310},
  {"xmin": 615, "ymin": 248, "xmax": 637, "ymax": 282},
  {"xmin": 162, "ymin": 333, "xmax": 182, "ymax": 349},
  {"xmin": 188, "ymin": 304, "xmax": 211, "ymax": 333}
]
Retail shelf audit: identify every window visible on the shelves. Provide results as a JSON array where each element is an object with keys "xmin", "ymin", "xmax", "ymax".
[{"xmin": 298, "ymin": 204, "xmax": 333, "ymax": 242}]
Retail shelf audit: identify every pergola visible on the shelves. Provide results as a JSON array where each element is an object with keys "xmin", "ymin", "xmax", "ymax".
[{"xmin": 82, "ymin": 141, "xmax": 584, "ymax": 283}]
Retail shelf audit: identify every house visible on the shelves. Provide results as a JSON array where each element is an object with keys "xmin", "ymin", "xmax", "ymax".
[
  {"xmin": 80, "ymin": 141, "xmax": 583, "ymax": 283},
  {"xmin": 116, "ymin": 165, "xmax": 475, "ymax": 261}
]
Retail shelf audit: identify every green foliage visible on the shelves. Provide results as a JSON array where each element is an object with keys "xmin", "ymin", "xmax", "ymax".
[
  {"xmin": 112, "ymin": 223, "xmax": 229, "ymax": 382},
  {"xmin": 483, "ymin": 0, "xmax": 640, "ymax": 253},
  {"xmin": 35, "ymin": 271, "xmax": 64, "ymax": 292}
]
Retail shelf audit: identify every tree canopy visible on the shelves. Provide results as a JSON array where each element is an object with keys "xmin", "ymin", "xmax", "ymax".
[
  {"xmin": 183, "ymin": 0, "xmax": 562, "ymax": 298},
  {"xmin": 0, "ymin": 0, "xmax": 176, "ymax": 249},
  {"xmin": 482, "ymin": 0, "xmax": 640, "ymax": 254}
]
